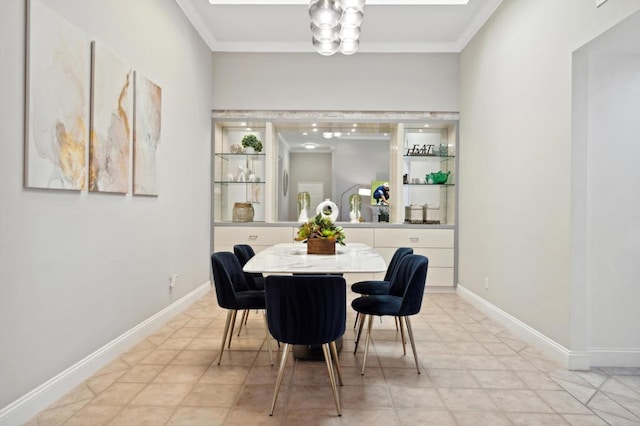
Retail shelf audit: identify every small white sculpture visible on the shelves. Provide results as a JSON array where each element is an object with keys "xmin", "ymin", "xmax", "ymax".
[{"xmin": 316, "ymin": 198, "xmax": 339, "ymax": 222}]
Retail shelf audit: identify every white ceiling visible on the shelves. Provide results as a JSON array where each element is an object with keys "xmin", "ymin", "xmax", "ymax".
[{"xmin": 175, "ymin": 0, "xmax": 503, "ymax": 53}]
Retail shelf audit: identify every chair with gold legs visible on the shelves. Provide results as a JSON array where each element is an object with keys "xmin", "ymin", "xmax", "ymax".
[{"xmin": 264, "ymin": 274, "xmax": 346, "ymax": 416}]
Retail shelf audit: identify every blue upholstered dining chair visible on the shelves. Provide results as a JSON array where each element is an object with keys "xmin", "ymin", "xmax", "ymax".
[
  {"xmin": 233, "ymin": 244, "xmax": 265, "ymax": 291},
  {"xmin": 233, "ymin": 244, "xmax": 266, "ymax": 336},
  {"xmin": 351, "ymin": 247, "xmax": 414, "ymax": 335},
  {"xmin": 351, "ymin": 254, "xmax": 428, "ymax": 375},
  {"xmin": 210, "ymin": 252, "xmax": 273, "ymax": 365},
  {"xmin": 264, "ymin": 274, "xmax": 346, "ymax": 416}
]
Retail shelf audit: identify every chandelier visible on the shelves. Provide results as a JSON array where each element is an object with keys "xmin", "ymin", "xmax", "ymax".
[{"xmin": 308, "ymin": 0, "xmax": 365, "ymax": 56}]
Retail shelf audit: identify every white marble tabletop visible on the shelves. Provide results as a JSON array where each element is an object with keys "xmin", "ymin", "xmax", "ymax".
[{"xmin": 243, "ymin": 243, "xmax": 387, "ymax": 274}]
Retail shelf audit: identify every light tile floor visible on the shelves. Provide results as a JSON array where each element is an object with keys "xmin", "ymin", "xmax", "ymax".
[{"xmin": 29, "ymin": 291, "xmax": 640, "ymax": 425}]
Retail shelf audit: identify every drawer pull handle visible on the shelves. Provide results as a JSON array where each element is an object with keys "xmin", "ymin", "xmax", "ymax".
[
  {"xmin": 410, "ymin": 237, "xmax": 419, "ymax": 243},
  {"xmin": 248, "ymin": 235, "xmax": 258, "ymax": 240}
]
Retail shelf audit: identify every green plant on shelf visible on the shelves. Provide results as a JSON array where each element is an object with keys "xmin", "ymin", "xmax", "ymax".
[{"xmin": 241, "ymin": 134, "xmax": 263, "ymax": 153}]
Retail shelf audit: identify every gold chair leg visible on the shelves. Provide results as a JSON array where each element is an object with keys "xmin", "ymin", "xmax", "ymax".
[
  {"xmin": 217, "ymin": 310, "xmax": 234, "ymax": 365},
  {"xmin": 361, "ymin": 314, "xmax": 374, "ymax": 375},
  {"xmin": 354, "ymin": 312, "xmax": 366, "ymax": 354},
  {"xmin": 330, "ymin": 341, "xmax": 343, "ymax": 386},
  {"xmin": 394, "ymin": 316, "xmax": 399, "ymax": 331},
  {"xmin": 404, "ymin": 316, "xmax": 421, "ymax": 374},
  {"xmin": 269, "ymin": 343, "xmax": 290, "ymax": 416},
  {"xmin": 237, "ymin": 310, "xmax": 249, "ymax": 336},
  {"xmin": 262, "ymin": 311, "xmax": 273, "ymax": 366},
  {"xmin": 227, "ymin": 310, "xmax": 238, "ymax": 348},
  {"xmin": 399, "ymin": 316, "xmax": 407, "ymax": 355},
  {"xmin": 322, "ymin": 343, "xmax": 342, "ymax": 416}
]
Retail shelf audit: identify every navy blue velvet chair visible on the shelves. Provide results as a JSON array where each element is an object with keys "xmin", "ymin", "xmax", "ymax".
[
  {"xmin": 265, "ymin": 275, "xmax": 346, "ymax": 416},
  {"xmin": 351, "ymin": 247, "xmax": 413, "ymax": 348},
  {"xmin": 351, "ymin": 254, "xmax": 428, "ymax": 375},
  {"xmin": 233, "ymin": 244, "xmax": 266, "ymax": 335},
  {"xmin": 233, "ymin": 244, "xmax": 265, "ymax": 291},
  {"xmin": 210, "ymin": 252, "xmax": 272, "ymax": 365},
  {"xmin": 351, "ymin": 247, "xmax": 413, "ymax": 297}
]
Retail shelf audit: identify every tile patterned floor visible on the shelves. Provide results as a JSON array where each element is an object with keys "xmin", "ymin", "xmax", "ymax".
[{"xmin": 28, "ymin": 291, "xmax": 640, "ymax": 425}]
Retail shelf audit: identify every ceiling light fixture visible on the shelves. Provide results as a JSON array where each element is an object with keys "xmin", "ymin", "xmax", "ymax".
[
  {"xmin": 304, "ymin": 143, "xmax": 317, "ymax": 149},
  {"xmin": 309, "ymin": 0, "xmax": 365, "ymax": 56}
]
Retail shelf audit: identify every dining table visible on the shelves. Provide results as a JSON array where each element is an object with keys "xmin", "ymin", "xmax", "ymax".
[
  {"xmin": 243, "ymin": 242, "xmax": 387, "ymax": 359},
  {"xmin": 242, "ymin": 242, "xmax": 387, "ymax": 275}
]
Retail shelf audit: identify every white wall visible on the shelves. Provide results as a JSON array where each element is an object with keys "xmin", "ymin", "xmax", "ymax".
[
  {"xmin": 211, "ymin": 52, "xmax": 459, "ymax": 112},
  {"xmin": 0, "ymin": 0, "xmax": 213, "ymax": 411},
  {"xmin": 459, "ymin": 0, "xmax": 640, "ymax": 357},
  {"xmin": 572, "ymin": 11, "xmax": 640, "ymax": 365}
]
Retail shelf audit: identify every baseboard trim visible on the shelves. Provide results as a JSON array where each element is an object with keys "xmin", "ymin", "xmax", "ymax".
[
  {"xmin": 588, "ymin": 348, "xmax": 640, "ymax": 367},
  {"xmin": 0, "ymin": 281, "xmax": 212, "ymax": 426},
  {"xmin": 456, "ymin": 284, "xmax": 590, "ymax": 370}
]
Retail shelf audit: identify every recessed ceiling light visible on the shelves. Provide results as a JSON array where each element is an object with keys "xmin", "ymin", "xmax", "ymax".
[
  {"xmin": 302, "ymin": 132, "xmax": 308, "ymax": 136},
  {"xmin": 322, "ymin": 132, "xmax": 334, "ymax": 139},
  {"xmin": 424, "ymin": 124, "xmax": 430, "ymax": 127},
  {"xmin": 304, "ymin": 143, "xmax": 317, "ymax": 150},
  {"xmin": 313, "ymin": 128, "xmax": 318, "ymax": 132}
]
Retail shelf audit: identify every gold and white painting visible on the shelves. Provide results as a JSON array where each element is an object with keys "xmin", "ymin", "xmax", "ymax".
[
  {"xmin": 133, "ymin": 72, "xmax": 161, "ymax": 196},
  {"xmin": 89, "ymin": 42, "xmax": 132, "ymax": 193},
  {"xmin": 25, "ymin": 0, "xmax": 90, "ymax": 190}
]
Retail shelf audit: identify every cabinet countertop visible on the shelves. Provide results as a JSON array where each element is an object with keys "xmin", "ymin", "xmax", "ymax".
[{"xmin": 213, "ymin": 222, "xmax": 454, "ymax": 230}]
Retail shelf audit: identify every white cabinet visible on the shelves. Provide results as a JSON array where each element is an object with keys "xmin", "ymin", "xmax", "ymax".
[
  {"xmin": 374, "ymin": 228, "xmax": 455, "ymax": 288},
  {"xmin": 213, "ymin": 226, "xmax": 296, "ymax": 253}
]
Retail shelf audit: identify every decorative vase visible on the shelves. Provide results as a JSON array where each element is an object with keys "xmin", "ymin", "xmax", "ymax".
[
  {"xmin": 297, "ymin": 191, "xmax": 310, "ymax": 223},
  {"xmin": 349, "ymin": 194, "xmax": 362, "ymax": 223},
  {"xmin": 307, "ymin": 238, "xmax": 336, "ymax": 255},
  {"xmin": 232, "ymin": 202, "xmax": 254, "ymax": 222}
]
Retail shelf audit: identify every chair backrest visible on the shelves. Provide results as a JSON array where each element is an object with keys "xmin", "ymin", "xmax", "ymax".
[
  {"xmin": 388, "ymin": 254, "xmax": 429, "ymax": 316},
  {"xmin": 264, "ymin": 275, "xmax": 346, "ymax": 346},
  {"xmin": 211, "ymin": 252, "xmax": 250, "ymax": 309},
  {"xmin": 383, "ymin": 247, "xmax": 414, "ymax": 281},
  {"xmin": 233, "ymin": 244, "xmax": 256, "ymax": 266},
  {"xmin": 233, "ymin": 244, "xmax": 263, "ymax": 290}
]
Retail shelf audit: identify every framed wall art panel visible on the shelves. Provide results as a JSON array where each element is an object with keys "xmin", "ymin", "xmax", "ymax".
[
  {"xmin": 133, "ymin": 72, "xmax": 161, "ymax": 196},
  {"xmin": 25, "ymin": 0, "xmax": 90, "ymax": 190},
  {"xmin": 89, "ymin": 42, "xmax": 132, "ymax": 194}
]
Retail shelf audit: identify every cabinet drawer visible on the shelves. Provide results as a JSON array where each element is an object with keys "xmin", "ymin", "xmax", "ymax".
[
  {"xmin": 427, "ymin": 267, "xmax": 454, "ymax": 287},
  {"xmin": 374, "ymin": 228, "xmax": 454, "ymax": 248},
  {"xmin": 375, "ymin": 247, "xmax": 453, "ymax": 268},
  {"xmin": 214, "ymin": 226, "xmax": 295, "ymax": 248},
  {"xmin": 343, "ymin": 228, "xmax": 374, "ymax": 246}
]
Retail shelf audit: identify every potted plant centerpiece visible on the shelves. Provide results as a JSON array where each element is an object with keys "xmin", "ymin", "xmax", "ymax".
[
  {"xmin": 296, "ymin": 213, "xmax": 346, "ymax": 254},
  {"xmin": 241, "ymin": 134, "xmax": 263, "ymax": 153}
]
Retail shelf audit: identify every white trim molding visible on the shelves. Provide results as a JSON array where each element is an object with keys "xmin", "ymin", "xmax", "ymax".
[
  {"xmin": 0, "ymin": 281, "xmax": 212, "ymax": 426},
  {"xmin": 456, "ymin": 284, "xmax": 591, "ymax": 370},
  {"xmin": 588, "ymin": 348, "xmax": 640, "ymax": 367}
]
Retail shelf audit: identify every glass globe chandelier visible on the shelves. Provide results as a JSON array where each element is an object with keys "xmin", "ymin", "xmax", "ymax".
[{"xmin": 309, "ymin": 0, "xmax": 366, "ymax": 56}]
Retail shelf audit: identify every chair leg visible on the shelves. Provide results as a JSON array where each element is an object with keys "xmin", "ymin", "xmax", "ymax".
[
  {"xmin": 227, "ymin": 310, "xmax": 238, "ymax": 348},
  {"xmin": 354, "ymin": 312, "xmax": 366, "ymax": 354},
  {"xmin": 237, "ymin": 310, "xmax": 249, "ymax": 336},
  {"xmin": 361, "ymin": 314, "xmax": 374, "ymax": 375},
  {"xmin": 353, "ymin": 312, "xmax": 359, "ymax": 329},
  {"xmin": 394, "ymin": 316, "xmax": 399, "ymax": 331},
  {"xmin": 322, "ymin": 343, "xmax": 342, "ymax": 416},
  {"xmin": 217, "ymin": 310, "xmax": 234, "ymax": 365},
  {"xmin": 404, "ymin": 316, "xmax": 421, "ymax": 374},
  {"xmin": 269, "ymin": 343, "xmax": 290, "ymax": 416},
  {"xmin": 262, "ymin": 311, "xmax": 273, "ymax": 366},
  {"xmin": 398, "ymin": 316, "xmax": 407, "ymax": 355},
  {"xmin": 330, "ymin": 341, "xmax": 343, "ymax": 386}
]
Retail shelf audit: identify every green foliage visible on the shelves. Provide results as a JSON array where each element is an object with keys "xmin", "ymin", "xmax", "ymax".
[
  {"xmin": 241, "ymin": 134, "xmax": 263, "ymax": 152},
  {"xmin": 296, "ymin": 213, "xmax": 346, "ymax": 246}
]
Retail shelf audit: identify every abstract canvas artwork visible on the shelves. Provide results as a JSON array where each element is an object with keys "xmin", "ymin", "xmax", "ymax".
[
  {"xmin": 25, "ymin": 0, "xmax": 90, "ymax": 190},
  {"xmin": 89, "ymin": 42, "xmax": 132, "ymax": 193},
  {"xmin": 133, "ymin": 72, "xmax": 162, "ymax": 196}
]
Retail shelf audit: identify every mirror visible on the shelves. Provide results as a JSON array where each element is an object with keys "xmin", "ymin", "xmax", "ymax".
[{"xmin": 275, "ymin": 122, "xmax": 392, "ymax": 222}]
